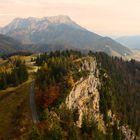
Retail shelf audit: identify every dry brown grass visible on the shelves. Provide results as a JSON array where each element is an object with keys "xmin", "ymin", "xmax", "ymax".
[{"xmin": 0, "ymin": 80, "xmax": 33, "ymax": 140}]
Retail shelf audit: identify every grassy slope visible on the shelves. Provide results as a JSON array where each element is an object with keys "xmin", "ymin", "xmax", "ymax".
[
  {"xmin": 0, "ymin": 54, "xmax": 40, "ymax": 139},
  {"xmin": 0, "ymin": 79, "xmax": 33, "ymax": 139}
]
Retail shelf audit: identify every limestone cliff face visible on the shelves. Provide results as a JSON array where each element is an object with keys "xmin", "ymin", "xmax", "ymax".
[
  {"xmin": 65, "ymin": 56, "xmax": 136, "ymax": 140},
  {"xmin": 66, "ymin": 57, "xmax": 105, "ymax": 133}
]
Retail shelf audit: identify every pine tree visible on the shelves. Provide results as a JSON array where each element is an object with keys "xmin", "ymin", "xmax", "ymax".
[{"xmin": 0, "ymin": 74, "xmax": 7, "ymax": 89}]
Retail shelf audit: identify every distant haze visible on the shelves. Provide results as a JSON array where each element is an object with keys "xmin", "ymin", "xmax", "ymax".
[
  {"xmin": 116, "ymin": 36, "xmax": 140, "ymax": 49},
  {"xmin": 0, "ymin": 0, "xmax": 140, "ymax": 36}
]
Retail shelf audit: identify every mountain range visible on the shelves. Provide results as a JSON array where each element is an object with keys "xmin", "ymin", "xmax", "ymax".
[{"xmin": 0, "ymin": 15, "xmax": 132, "ymax": 56}]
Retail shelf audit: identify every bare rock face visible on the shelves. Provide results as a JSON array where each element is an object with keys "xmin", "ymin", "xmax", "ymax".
[
  {"xmin": 65, "ymin": 56, "xmax": 136, "ymax": 139},
  {"xmin": 108, "ymin": 110, "xmax": 136, "ymax": 140},
  {"xmin": 121, "ymin": 126, "xmax": 135, "ymax": 140},
  {"xmin": 66, "ymin": 57, "xmax": 105, "ymax": 133}
]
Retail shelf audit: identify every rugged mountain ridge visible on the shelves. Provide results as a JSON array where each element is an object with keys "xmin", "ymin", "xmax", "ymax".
[
  {"xmin": 1, "ymin": 16, "xmax": 84, "ymax": 33},
  {"xmin": 0, "ymin": 16, "xmax": 132, "ymax": 57}
]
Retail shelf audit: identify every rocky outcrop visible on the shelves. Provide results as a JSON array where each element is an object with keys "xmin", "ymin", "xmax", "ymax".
[
  {"xmin": 121, "ymin": 126, "xmax": 135, "ymax": 140},
  {"xmin": 66, "ymin": 56, "xmax": 136, "ymax": 139},
  {"xmin": 66, "ymin": 57, "xmax": 105, "ymax": 133},
  {"xmin": 108, "ymin": 110, "xmax": 136, "ymax": 140}
]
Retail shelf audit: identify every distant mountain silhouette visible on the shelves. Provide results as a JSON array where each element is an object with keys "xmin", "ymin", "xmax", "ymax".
[{"xmin": 0, "ymin": 15, "xmax": 132, "ymax": 56}]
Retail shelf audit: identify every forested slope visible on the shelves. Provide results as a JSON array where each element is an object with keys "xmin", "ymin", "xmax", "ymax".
[
  {"xmin": 24, "ymin": 50, "xmax": 140, "ymax": 139},
  {"xmin": 94, "ymin": 52, "xmax": 140, "ymax": 136}
]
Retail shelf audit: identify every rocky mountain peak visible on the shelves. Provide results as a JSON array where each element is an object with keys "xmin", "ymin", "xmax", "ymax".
[
  {"xmin": 0, "ymin": 15, "xmax": 82, "ymax": 34},
  {"xmin": 44, "ymin": 15, "xmax": 73, "ymax": 24},
  {"xmin": 0, "ymin": 16, "xmax": 132, "ymax": 57}
]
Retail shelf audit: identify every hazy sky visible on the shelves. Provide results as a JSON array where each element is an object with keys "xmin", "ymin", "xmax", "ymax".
[{"xmin": 0, "ymin": 0, "xmax": 140, "ymax": 36}]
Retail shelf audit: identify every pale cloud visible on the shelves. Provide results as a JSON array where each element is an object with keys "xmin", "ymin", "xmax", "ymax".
[{"xmin": 0, "ymin": 0, "xmax": 140, "ymax": 36}]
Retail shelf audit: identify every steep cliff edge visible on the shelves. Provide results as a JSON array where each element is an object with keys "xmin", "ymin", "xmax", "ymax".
[
  {"xmin": 66, "ymin": 56, "xmax": 136, "ymax": 140},
  {"xmin": 66, "ymin": 57, "xmax": 105, "ymax": 133}
]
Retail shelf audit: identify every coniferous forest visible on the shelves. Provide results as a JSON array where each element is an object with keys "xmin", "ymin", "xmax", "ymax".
[
  {"xmin": 94, "ymin": 52, "xmax": 140, "ymax": 136},
  {"xmin": 0, "ymin": 60, "xmax": 28, "ymax": 90}
]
